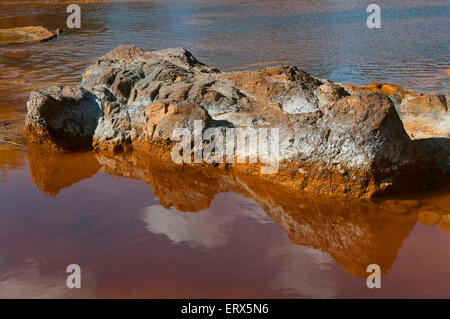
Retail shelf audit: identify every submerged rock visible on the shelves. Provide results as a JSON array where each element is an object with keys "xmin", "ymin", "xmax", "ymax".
[
  {"xmin": 0, "ymin": 26, "xmax": 57, "ymax": 45},
  {"xmin": 25, "ymin": 45, "xmax": 450, "ymax": 197}
]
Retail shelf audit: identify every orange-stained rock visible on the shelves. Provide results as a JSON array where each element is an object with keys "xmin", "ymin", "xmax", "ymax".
[
  {"xmin": 0, "ymin": 26, "xmax": 56, "ymax": 45},
  {"xmin": 346, "ymin": 83, "xmax": 406, "ymax": 98},
  {"xmin": 347, "ymin": 82, "xmax": 449, "ymax": 139},
  {"xmin": 417, "ymin": 211, "xmax": 442, "ymax": 226},
  {"xmin": 400, "ymin": 94, "xmax": 447, "ymax": 117},
  {"xmin": 25, "ymin": 46, "xmax": 450, "ymax": 198}
]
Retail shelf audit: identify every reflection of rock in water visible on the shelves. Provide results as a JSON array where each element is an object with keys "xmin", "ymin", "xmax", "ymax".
[
  {"xmin": 27, "ymin": 145, "xmax": 101, "ymax": 196},
  {"xmin": 27, "ymin": 147, "xmax": 440, "ymax": 277},
  {"xmin": 236, "ymin": 174, "xmax": 417, "ymax": 277},
  {"xmin": 95, "ymin": 151, "xmax": 417, "ymax": 277},
  {"xmin": 96, "ymin": 151, "xmax": 239, "ymax": 212}
]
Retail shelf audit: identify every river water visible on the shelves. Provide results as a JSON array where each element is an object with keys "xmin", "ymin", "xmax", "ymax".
[{"xmin": 0, "ymin": 0, "xmax": 449, "ymax": 298}]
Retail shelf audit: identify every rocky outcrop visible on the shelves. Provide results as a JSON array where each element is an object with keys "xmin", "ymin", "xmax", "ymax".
[
  {"xmin": 347, "ymin": 83, "xmax": 449, "ymax": 139},
  {"xmin": 25, "ymin": 45, "xmax": 450, "ymax": 198},
  {"xmin": 0, "ymin": 26, "xmax": 57, "ymax": 46}
]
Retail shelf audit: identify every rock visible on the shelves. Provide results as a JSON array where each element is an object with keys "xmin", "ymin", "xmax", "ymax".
[
  {"xmin": 25, "ymin": 86, "xmax": 102, "ymax": 150},
  {"xmin": 25, "ymin": 45, "xmax": 450, "ymax": 197},
  {"xmin": 417, "ymin": 211, "xmax": 442, "ymax": 226},
  {"xmin": 347, "ymin": 83, "xmax": 449, "ymax": 139},
  {"xmin": 0, "ymin": 26, "xmax": 57, "ymax": 45},
  {"xmin": 399, "ymin": 94, "xmax": 447, "ymax": 117}
]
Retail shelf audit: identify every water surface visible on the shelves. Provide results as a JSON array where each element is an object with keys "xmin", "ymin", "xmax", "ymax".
[
  {"xmin": 0, "ymin": 144, "xmax": 449, "ymax": 298},
  {"xmin": 0, "ymin": 0, "xmax": 449, "ymax": 298},
  {"xmin": 0, "ymin": 0, "xmax": 449, "ymax": 118}
]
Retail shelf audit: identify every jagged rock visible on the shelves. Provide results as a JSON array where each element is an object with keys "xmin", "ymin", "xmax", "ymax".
[{"xmin": 25, "ymin": 45, "xmax": 450, "ymax": 197}]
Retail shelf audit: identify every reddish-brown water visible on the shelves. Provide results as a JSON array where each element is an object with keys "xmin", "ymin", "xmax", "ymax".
[
  {"xmin": 1, "ymin": 0, "xmax": 449, "ymax": 117},
  {"xmin": 0, "ymin": 0, "xmax": 449, "ymax": 298},
  {"xmin": 0, "ymin": 144, "xmax": 449, "ymax": 298}
]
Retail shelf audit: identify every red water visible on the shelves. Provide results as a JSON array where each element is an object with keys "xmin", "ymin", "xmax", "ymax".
[
  {"xmin": 0, "ymin": 0, "xmax": 449, "ymax": 298},
  {"xmin": 0, "ymin": 145, "xmax": 448, "ymax": 298},
  {"xmin": 0, "ymin": 0, "xmax": 449, "ymax": 118}
]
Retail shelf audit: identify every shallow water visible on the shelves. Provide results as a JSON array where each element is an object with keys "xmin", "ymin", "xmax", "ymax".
[
  {"xmin": 0, "ymin": 145, "xmax": 449, "ymax": 298},
  {"xmin": 0, "ymin": 0, "xmax": 449, "ymax": 298},
  {"xmin": 0, "ymin": 0, "xmax": 449, "ymax": 118}
]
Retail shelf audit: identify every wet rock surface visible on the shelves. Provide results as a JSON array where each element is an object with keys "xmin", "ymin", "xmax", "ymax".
[{"xmin": 25, "ymin": 45, "xmax": 450, "ymax": 197}]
